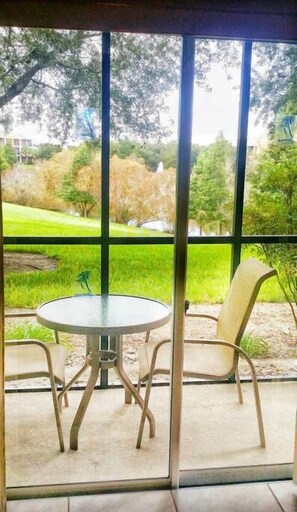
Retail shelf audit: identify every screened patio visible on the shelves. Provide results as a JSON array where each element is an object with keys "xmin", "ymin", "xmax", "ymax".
[{"xmin": 0, "ymin": 1, "xmax": 296, "ymax": 509}]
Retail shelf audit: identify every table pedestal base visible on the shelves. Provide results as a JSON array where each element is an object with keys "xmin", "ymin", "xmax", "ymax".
[{"xmin": 58, "ymin": 334, "xmax": 155, "ymax": 450}]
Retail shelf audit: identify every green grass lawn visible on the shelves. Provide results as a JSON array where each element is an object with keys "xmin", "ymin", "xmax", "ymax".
[{"xmin": 3, "ymin": 203, "xmax": 283, "ymax": 308}]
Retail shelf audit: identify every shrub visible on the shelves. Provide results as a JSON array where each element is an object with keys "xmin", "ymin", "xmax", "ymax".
[
  {"xmin": 5, "ymin": 320, "xmax": 54, "ymax": 342},
  {"xmin": 5, "ymin": 320, "xmax": 71, "ymax": 349},
  {"xmin": 241, "ymin": 331, "xmax": 270, "ymax": 358}
]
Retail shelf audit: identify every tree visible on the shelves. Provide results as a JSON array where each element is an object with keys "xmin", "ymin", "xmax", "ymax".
[
  {"xmin": 111, "ymin": 140, "xmax": 201, "ymax": 172},
  {"xmin": 2, "ymin": 144, "xmax": 17, "ymax": 167},
  {"xmin": 2, "ymin": 163, "xmax": 40, "ymax": 206},
  {"xmin": 244, "ymin": 143, "xmax": 297, "ymax": 327},
  {"xmin": 38, "ymin": 148, "xmax": 74, "ymax": 211},
  {"xmin": 0, "ymin": 28, "xmax": 239, "ymax": 141},
  {"xmin": 156, "ymin": 167, "xmax": 176, "ymax": 233},
  {"xmin": 35, "ymin": 143, "xmax": 62, "ymax": 160},
  {"xmin": 109, "ymin": 155, "xmax": 175, "ymax": 228},
  {"xmin": 251, "ymin": 43, "xmax": 297, "ymax": 126},
  {"xmin": 59, "ymin": 143, "xmax": 100, "ymax": 217},
  {"xmin": 20, "ymin": 145, "xmax": 36, "ymax": 164},
  {"xmin": 189, "ymin": 133, "xmax": 234, "ymax": 235},
  {"xmin": 0, "ymin": 146, "xmax": 8, "ymax": 172}
]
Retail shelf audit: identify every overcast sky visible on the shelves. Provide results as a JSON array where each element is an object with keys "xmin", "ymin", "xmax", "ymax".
[
  {"xmin": 165, "ymin": 65, "xmax": 267, "ymax": 146},
  {"xmin": 11, "ymin": 64, "xmax": 267, "ymax": 147}
]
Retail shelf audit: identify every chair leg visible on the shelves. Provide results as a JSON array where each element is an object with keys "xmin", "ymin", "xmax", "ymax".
[
  {"xmin": 251, "ymin": 370, "xmax": 266, "ymax": 448},
  {"xmin": 134, "ymin": 374, "xmax": 142, "ymax": 404},
  {"xmin": 137, "ymin": 375, "xmax": 141, "ymax": 394},
  {"xmin": 64, "ymin": 391, "xmax": 69, "ymax": 408},
  {"xmin": 58, "ymin": 359, "xmax": 90, "ymax": 408},
  {"xmin": 49, "ymin": 374, "xmax": 65, "ymax": 452},
  {"xmin": 235, "ymin": 368, "xmax": 243, "ymax": 404},
  {"xmin": 136, "ymin": 374, "xmax": 154, "ymax": 449},
  {"xmin": 134, "ymin": 333, "xmax": 149, "ymax": 404},
  {"xmin": 242, "ymin": 353, "xmax": 266, "ymax": 448},
  {"xmin": 57, "ymin": 383, "xmax": 69, "ymax": 413}
]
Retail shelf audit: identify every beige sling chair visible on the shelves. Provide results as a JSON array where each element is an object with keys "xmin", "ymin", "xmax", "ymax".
[
  {"xmin": 136, "ymin": 257, "xmax": 277, "ymax": 449},
  {"xmin": 5, "ymin": 313, "xmax": 67, "ymax": 452}
]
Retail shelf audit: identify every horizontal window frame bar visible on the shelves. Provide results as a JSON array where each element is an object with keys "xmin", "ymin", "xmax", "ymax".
[
  {"xmin": 3, "ymin": 235, "xmax": 296, "ymax": 245},
  {"xmin": 7, "ymin": 476, "xmax": 171, "ymax": 500},
  {"xmin": 179, "ymin": 464, "xmax": 293, "ymax": 488},
  {"xmin": 5, "ymin": 375, "xmax": 297, "ymax": 395}
]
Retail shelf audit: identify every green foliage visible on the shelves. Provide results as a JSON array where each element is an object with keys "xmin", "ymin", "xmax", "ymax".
[
  {"xmin": 0, "ymin": 28, "xmax": 240, "ymax": 141},
  {"xmin": 0, "ymin": 146, "xmax": 8, "ymax": 171},
  {"xmin": 5, "ymin": 319, "xmax": 72, "ymax": 349},
  {"xmin": 35, "ymin": 143, "xmax": 62, "ymax": 160},
  {"xmin": 20, "ymin": 146, "xmax": 36, "ymax": 164},
  {"xmin": 111, "ymin": 140, "xmax": 201, "ymax": 172},
  {"xmin": 71, "ymin": 144, "xmax": 91, "ymax": 172},
  {"xmin": 112, "ymin": 139, "xmax": 137, "ymax": 160},
  {"xmin": 59, "ymin": 174, "xmax": 96, "ymax": 216},
  {"xmin": 59, "ymin": 143, "xmax": 97, "ymax": 217},
  {"xmin": 5, "ymin": 320, "xmax": 55, "ymax": 343},
  {"xmin": 189, "ymin": 133, "xmax": 234, "ymax": 235},
  {"xmin": 111, "ymin": 140, "xmax": 166, "ymax": 171},
  {"xmin": 244, "ymin": 143, "xmax": 297, "ymax": 327},
  {"xmin": 251, "ymin": 43, "xmax": 297, "ymax": 126},
  {"xmin": 241, "ymin": 331, "xmax": 270, "ymax": 358},
  {"xmin": 245, "ymin": 144, "xmax": 297, "ymax": 235},
  {"xmin": 76, "ymin": 270, "xmax": 92, "ymax": 294},
  {"xmin": 3, "ymin": 144, "xmax": 17, "ymax": 166}
]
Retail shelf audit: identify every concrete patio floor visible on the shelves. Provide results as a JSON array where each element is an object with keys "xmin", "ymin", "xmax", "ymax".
[{"xmin": 5, "ymin": 381, "xmax": 296, "ymax": 488}]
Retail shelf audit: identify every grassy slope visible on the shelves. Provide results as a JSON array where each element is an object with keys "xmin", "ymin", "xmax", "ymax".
[{"xmin": 3, "ymin": 203, "xmax": 282, "ymax": 308}]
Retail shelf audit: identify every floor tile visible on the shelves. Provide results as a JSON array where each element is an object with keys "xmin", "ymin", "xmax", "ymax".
[
  {"xmin": 69, "ymin": 490, "xmax": 175, "ymax": 512},
  {"xmin": 269, "ymin": 480, "xmax": 297, "ymax": 512},
  {"xmin": 7, "ymin": 497, "xmax": 68, "ymax": 512},
  {"xmin": 172, "ymin": 483, "xmax": 282, "ymax": 512}
]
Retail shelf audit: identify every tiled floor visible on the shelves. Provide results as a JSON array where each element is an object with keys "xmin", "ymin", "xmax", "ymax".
[{"xmin": 6, "ymin": 481, "xmax": 297, "ymax": 511}]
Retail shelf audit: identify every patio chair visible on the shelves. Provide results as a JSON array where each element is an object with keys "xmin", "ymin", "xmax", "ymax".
[
  {"xmin": 5, "ymin": 325, "xmax": 67, "ymax": 452},
  {"xmin": 136, "ymin": 257, "xmax": 277, "ymax": 449}
]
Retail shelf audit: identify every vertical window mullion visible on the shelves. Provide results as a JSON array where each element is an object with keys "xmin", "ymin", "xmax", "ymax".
[
  {"xmin": 232, "ymin": 40, "xmax": 253, "ymax": 275},
  {"xmin": 170, "ymin": 34, "xmax": 196, "ymax": 488},
  {"xmin": 0, "ymin": 174, "xmax": 6, "ymax": 510},
  {"xmin": 100, "ymin": 31, "xmax": 111, "ymax": 387}
]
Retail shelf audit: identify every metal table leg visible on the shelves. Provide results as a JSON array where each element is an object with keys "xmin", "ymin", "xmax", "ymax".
[
  {"xmin": 70, "ymin": 335, "xmax": 100, "ymax": 450},
  {"xmin": 113, "ymin": 335, "xmax": 155, "ymax": 439}
]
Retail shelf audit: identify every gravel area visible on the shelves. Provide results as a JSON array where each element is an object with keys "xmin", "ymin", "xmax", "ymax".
[
  {"xmin": 63, "ymin": 302, "xmax": 297, "ymax": 382},
  {"xmin": 5, "ymin": 302, "xmax": 296, "ymax": 389}
]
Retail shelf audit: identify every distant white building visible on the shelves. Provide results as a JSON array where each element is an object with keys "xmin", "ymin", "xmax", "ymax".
[{"xmin": 0, "ymin": 131, "xmax": 35, "ymax": 162}]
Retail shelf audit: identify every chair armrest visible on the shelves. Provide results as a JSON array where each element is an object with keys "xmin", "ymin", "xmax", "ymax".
[
  {"xmin": 149, "ymin": 337, "xmax": 250, "ymax": 360},
  {"xmin": 6, "ymin": 339, "xmax": 47, "ymax": 348},
  {"xmin": 5, "ymin": 312, "xmax": 36, "ymax": 318},
  {"xmin": 184, "ymin": 338, "xmax": 233, "ymax": 347}
]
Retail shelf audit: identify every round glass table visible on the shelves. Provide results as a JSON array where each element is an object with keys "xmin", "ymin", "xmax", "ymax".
[{"xmin": 37, "ymin": 294, "xmax": 171, "ymax": 450}]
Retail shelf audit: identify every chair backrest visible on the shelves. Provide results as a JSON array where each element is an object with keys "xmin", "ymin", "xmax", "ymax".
[{"xmin": 216, "ymin": 258, "xmax": 277, "ymax": 346}]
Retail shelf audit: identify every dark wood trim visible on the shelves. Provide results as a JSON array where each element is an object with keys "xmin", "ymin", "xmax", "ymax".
[{"xmin": 0, "ymin": 1, "xmax": 296, "ymax": 41}]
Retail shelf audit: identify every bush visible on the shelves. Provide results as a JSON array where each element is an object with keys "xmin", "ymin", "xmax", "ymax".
[
  {"xmin": 5, "ymin": 320, "xmax": 55, "ymax": 342},
  {"xmin": 241, "ymin": 331, "xmax": 269, "ymax": 358},
  {"xmin": 5, "ymin": 320, "xmax": 71, "ymax": 349},
  {"xmin": 35, "ymin": 143, "xmax": 62, "ymax": 161}
]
